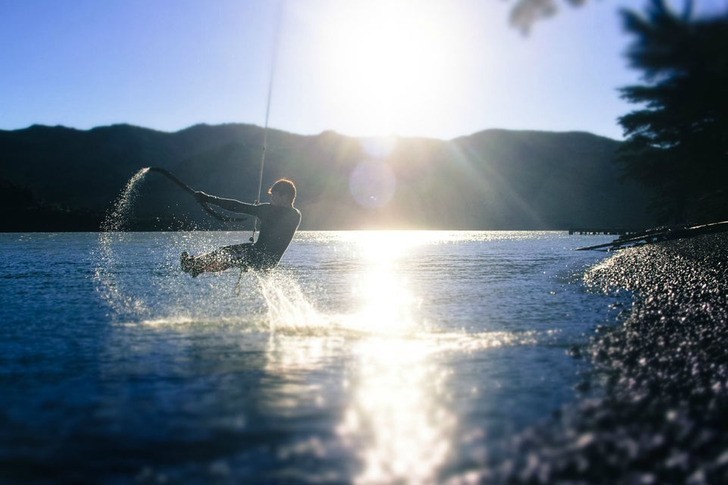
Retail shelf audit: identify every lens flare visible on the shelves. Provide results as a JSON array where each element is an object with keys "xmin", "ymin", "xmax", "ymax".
[{"xmin": 349, "ymin": 160, "xmax": 397, "ymax": 209}]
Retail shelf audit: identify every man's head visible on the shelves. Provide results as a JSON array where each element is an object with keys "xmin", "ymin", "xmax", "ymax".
[{"xmin": 268, "ymin": 178, "xmax": 296, "ymax": 206}]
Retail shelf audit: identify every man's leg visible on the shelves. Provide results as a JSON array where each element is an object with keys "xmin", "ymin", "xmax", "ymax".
[
  {"xmin": 181, "ymin": 244, "xmax": 252, "ymax": 277},
  {"xmin": 181, "ymin": 248, "xmax": 236, "ymax": 277}
]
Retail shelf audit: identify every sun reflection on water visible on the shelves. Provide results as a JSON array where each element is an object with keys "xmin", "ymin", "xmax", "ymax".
[
  {"xmin": 340, "ymin": 338, "xmax": 455, "ymax": 484},
  {"xmin": 226, "ymin": 231, "xmax": 543, "ymax": 480},
  {"xmin": 340, "ymin": 231, "xmax": 456, "ymax": 483},
  {"xmin": 345, "ymin": 231, "xmax": 432, "ymax": 335}
]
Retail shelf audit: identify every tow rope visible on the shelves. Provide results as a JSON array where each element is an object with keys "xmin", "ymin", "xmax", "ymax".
[
  {"xmin": 147, "ymin": 167, "xmax": 246, "ymax": 223},
  {"xmin": 251, "ymin": 0, "xmax": 285, "ymax": 243}
]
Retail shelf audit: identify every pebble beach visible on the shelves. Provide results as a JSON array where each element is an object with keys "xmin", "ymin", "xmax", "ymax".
[{"xmin": 491, "ymin": 233, "xmax": 728, "ymax": 483}]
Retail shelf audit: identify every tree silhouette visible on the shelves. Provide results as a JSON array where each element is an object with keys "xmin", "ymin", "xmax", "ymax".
[{"xmin": 617, "ymin": 0, "xmax": 728, "ymax": 224}]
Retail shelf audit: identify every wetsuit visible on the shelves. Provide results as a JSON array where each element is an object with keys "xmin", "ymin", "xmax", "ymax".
[{"xmin": 222, "ymin": 202, "xmax": 302, "ymax": 270}]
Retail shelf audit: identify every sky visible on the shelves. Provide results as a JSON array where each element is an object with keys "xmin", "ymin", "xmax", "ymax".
[{"xmin": 1, "ymin": 0, "xmax": 726, "ymax": 141}]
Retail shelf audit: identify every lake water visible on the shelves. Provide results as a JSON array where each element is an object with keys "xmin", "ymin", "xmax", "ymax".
[{"xmin": 0, "ymin": 230, "xmax": 620, "ymax": 483}]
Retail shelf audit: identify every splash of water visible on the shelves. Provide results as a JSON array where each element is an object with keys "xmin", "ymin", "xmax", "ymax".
[
  {"xmin": 257, "ymin": 272, "xmax": 327, "ymax": 334},
  {"xmin": 101, "ymin": 167, "xmax": 150, "ymax": 232},
  {"xmin": 95, "ymin": 168, "xmax": 151, "ymax": 318}
]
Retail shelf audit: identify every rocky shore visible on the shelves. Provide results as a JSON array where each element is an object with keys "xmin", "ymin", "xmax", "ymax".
[{"xmin": 491, "ymin": 233, "xmax": 728, "ymax": 483}]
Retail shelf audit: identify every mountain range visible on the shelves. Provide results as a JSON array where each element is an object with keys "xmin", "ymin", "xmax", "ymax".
[{"xmin": 0, "ymin": 123, "xmax": 656, "ymax": 231}]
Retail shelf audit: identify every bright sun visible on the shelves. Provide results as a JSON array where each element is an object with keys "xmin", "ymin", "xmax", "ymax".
[{"xmin": 317, "ymin": 0, "xmax": 469, "ymax": 137}]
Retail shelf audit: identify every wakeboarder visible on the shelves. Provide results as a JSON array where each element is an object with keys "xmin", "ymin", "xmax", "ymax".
[{"xmin": 180, "ymin": 179, "xmax": 301, "ymax": 277}]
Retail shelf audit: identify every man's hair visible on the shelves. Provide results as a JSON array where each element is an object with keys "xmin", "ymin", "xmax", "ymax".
[{"xmin": 269, "ymin": 178, "xmax": 296, "ymax": 202}]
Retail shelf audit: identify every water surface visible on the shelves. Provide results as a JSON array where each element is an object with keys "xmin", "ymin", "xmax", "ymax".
[{"xmin": 0, "ymin": 231, "xmax": 617, "ymax": 482}]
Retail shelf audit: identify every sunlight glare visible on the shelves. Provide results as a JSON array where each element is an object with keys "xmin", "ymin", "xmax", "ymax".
[
  {"xmin": 344, "ymin": 232, "xmax": 444, "ymax": 335},
  {"xmin": 339, "ymin": 338, "xmax": 455, "ymax": 483},
  {"xmin": 319, "ymin": 0, "xmax": 468, "ymax": 136},
  {"xmin": 353, "ymin": 230, "xmax": 440, "ymax": 262}
]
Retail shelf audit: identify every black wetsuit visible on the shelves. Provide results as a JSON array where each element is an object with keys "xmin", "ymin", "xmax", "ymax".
[{"xmin": 222, "ymin": 202, "xmax": 301, "ymax": 270}]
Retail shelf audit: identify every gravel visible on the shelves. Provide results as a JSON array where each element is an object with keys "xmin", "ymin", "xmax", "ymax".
[{"xmin": 482, "ymin": 233, "xmax": 728, "ymax": 484}]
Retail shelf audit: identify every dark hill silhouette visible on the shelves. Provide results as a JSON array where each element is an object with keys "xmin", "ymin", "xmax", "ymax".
[{"xmin": 0, "ymin": 123, "xmax": 655, "ymax": 231}]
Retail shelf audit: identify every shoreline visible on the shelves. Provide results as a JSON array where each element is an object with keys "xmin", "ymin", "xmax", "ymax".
[{"xmin": 488, "ymin": 233, "xmax": 728, "ymax": 483}]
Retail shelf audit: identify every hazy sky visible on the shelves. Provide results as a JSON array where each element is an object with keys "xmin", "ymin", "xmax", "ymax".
[{"xmin": 1, "ymin": 0, "xmax": 725, "ymax": 140}]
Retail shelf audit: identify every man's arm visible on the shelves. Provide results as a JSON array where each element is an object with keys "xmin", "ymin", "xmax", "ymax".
[{"xmin": 195, "ymin": 191, "xmax": 260, "ymax": 215}]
